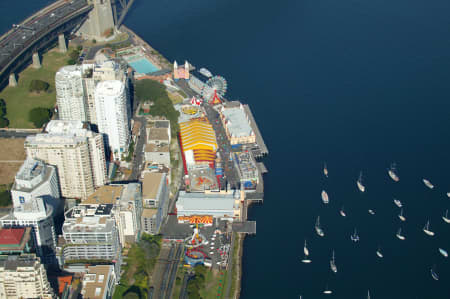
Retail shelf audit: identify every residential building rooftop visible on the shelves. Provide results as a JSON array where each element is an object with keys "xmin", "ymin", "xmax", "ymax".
[
  {"xmin": 82, "ymin": 185, "xmax": 124, "ymax": 205},
  {"xmin": 142, "ymin": 173, "xmax": 163, "ymax": 199}
]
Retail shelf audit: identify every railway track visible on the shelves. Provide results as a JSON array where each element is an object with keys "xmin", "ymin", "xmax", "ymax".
[{"xmin": 159, "ymin": 243, "xmax": 183, "ymax": 299}]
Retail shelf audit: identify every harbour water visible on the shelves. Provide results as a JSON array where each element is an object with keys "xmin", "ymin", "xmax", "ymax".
[{"xmin": 2, "ymin": 0, "xmax": 450, "ymax": 298}]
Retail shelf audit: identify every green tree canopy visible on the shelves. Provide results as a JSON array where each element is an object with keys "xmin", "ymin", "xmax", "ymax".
[
  {"xmin": 0, "ymin": 99, "xmax": 6, "ymax": 115},
  {"xmin": 135, "ymin": 80, "xmax": 180, "ymax": 134},
  {"xmin": 29, "ymin": 107, "xmax": 51, "ymax": 128},
  {"xmin": 29, "ymin": 80, "xmax": 50, "ymax": 93}
]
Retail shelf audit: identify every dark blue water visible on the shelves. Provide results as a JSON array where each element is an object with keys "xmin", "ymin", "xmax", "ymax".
[{"xmin": 3, "ymin": 0, "xmax": 450, "ymax": 298}]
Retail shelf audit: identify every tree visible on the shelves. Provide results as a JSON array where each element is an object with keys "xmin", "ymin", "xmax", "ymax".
[
  {"xmin": 0, "ymin": 117, "xmax": 9, "ymax": 128},
  {"xmin": 0, "ymin": 187, "xmax": 12, "ymax": 207},
  {"xmin": 0, "ymin": 99, "xmax": 6, "ymax": 115},
  {"xmin": 29, "ymin": 80, "xmax": 50, "ymax": 93},
  {"xmin": 134, "ymin": 80, "xmax": 180, "ymax": 135},
  {"xmin": 29, "ymin": 107, "xmax": 51, "ymax": 128}
]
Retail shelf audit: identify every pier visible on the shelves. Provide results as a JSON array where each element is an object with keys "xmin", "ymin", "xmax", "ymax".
[{"xmin": 243, "ymin": 104, "xmax": 269, "ymax": 158}]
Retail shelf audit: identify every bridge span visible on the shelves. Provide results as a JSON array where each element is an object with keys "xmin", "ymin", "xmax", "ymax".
[{"xmin": 0, "ymin": 0, "xmax": 93, "ymax": 88}]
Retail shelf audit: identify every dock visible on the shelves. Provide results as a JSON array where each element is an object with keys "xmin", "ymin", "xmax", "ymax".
[{"xmin": 243, "ymin": 104, "xmax": 268, "ymax": 158}]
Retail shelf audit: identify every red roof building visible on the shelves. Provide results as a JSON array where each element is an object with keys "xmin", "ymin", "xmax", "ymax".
[{"xmin": 0, "ymin": 227, "xmax": 33, "ymax": 254}]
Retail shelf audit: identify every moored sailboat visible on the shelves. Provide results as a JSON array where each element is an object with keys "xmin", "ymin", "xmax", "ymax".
[
  {"xmin": 357, "ymin": 171, "xmax": 365, "ymax": 192},
  {"xmin": 323, "ymin": 162, "xmax": 328, "ymax": 178},
  {"xmin": 396, "ymin": 228, "xmax": 405, "ymax": 240},
  {"xmin": 351, "ymin": 228, "xmax": 360, "ymax": 242},
  {"xmin": 315, "ymin": 216, "xmax": 324, "ymax": 237},
  {"xmin": 439, "ymin": 248, "xmax": 448, "ymax": 258},
  {"xmin": 376, "ymin": 246, "xmax": 383, "ymax": 258},
  {"xmin": 394, "ymin": 199, "xmax": 402, "ymax": 208},
  {"xmin": 340, "ymin": 206, "xmax": 346, "ymax": 217},
  {"xmin": 442, "ymin": 210, "xmax": 450, "ymax": 223},
  {"xmin": 321, "ymin": 190, "xmax": 329, "ymax": 204},
  {"xmin": 388, "ymin": 163, "xmax": 399, "ymax": 182},
  {"xmin": 303, "ymin": 240, "xmax": 309, "ymax": 256},
  {"xmin": 431, "ymin": 268, "xmax": 439, "ymax": 281},
  {"xmin": 330, "ymin": 250, "xmax": 337, "ymax": 273},
  {"xmin": 423, "ymin": 179, "xmax": 434, "ymax": 189},
  {"xmin": 423, "ymin": 220, "xmax": 435, "ymax": 236},
  {"xmin": 398, "ymin": 209, "xmax": 406, "ymax": 221}
]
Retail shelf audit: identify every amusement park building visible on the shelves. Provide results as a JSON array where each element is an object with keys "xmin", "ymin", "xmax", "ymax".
[
  {"xmin": 179, "ymin": 118, "xmax": 218, "ymax": 167},
  {"xmin": 176, "ymin": 190, "xmax": 242, "ymax": 222},
  {"xmin": 219, "ymin": 102, "xmax": 256, "ymax": 145}
]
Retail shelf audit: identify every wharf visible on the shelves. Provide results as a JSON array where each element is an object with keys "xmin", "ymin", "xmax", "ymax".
[
  {"xmin": 257, "ymin": 162, "xmax": 268, "ymax": 174},
  {"xmin": 243, "ymin": 104, "xmax": 268, "ymax": 158}
]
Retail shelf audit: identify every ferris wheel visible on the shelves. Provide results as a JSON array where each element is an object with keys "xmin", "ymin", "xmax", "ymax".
[{"xmin": 200, "ymin": 75, "xmax": 228, "ymax": 103}]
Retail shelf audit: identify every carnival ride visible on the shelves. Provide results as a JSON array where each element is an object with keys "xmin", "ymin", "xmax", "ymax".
[
  {"xmin": 181, "ymin": 105, "xmax": 200, "ymax": 115},
  {"xmin": 200, "ymin": 75, "xmax": 228, "ymax": 104}
]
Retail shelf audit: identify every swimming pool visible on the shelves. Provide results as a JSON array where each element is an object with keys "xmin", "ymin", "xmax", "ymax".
[{"xmin": 128, "ymin": 58, "xmax": 159, "ymax": 74}]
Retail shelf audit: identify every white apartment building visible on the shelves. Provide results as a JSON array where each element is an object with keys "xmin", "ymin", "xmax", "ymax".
[
  {"xmin": 56, "ymin": 61, "xmax": 128, "ymax": 126},
  {"xmin": 0, "ymin": 197, "xmax": 57, "ymax": 264},
  {"xmin": 95, "ymin": 80, "xmax": 130, "ymax": 160},
  {"xmin": 80, "ymin": 265, "xmax": 116, "ymax": 299},
  {"xmin": 84, "ymin": 60, "xmax": 129, "ymax": 126},
  {"xmin": 62, "ymin": 204, "xmax": 121, "ymax": 263},
  {"xmin": 0, "ymin": 254, "xmax": 54, "ymax": 299},
  {"xmin": 11, "ymin": 157, "xmax": 61, "ymax": 211},
  {"xmin": 141, "ymin": 173, "xmax": 169, "ymax": 235},
  {"xmin": 56, "ymin": 65, "xmax": 87, "ymax": 121},
  {"xmin": 25, "ymin": 120, "xmax": 107, "ymax": 200},
  {"xmin": 80, "ymin": 183, "xmax": 142, "ymax": 246}
]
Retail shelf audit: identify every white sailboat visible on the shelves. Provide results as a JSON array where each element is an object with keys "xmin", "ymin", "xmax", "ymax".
[
  {"xmin": 442, "ymin": 210, "xmax": 450, "ymax": 223},
  {"xmin": 447, "ymin": 192, "xmax": 450, "ymax": 198},
  {"xmin": 321, "ymin": 190, "xmax": 329, "ymax": 204},
  {"xmin": 394, "ymin": 199, "xmax": 402, "ymax": 208},
  {"xmin": 323, "ymin": 162, "xmax": 328, "ymax": 178},
  {"xmin": 398, "ymin": 209, "xmax": 406, "ymax": 221},
  {"xmin": 357, "ymin": 171, "xmax": 365, "ymax": 192},
  {"xmin": 301, "ymin": 254, "xmax": 312, "ymax": 263},
  {"xmin": 315, "ymin": 216, "xmax": 324, "ymax": 237},
  {"xmin": 367, "ymin": 290, "xmax": 371, "ymax": 299},
  {"xmin": 396, "ymin": 228, "xmax": 405, "ymax": 240},
  {"xmin": 303, "ymin": 240, "xmax": 309, "ymax": 256},
  {"xmin": 330, "ymin": 250, "xmax": 337, "ymax": 273},
  {"xmin": 423, "ymin": 220, "xmax": 435, "ymax": 236},
  {"xmin": 431, "ymin": 268, "xmax": 439, "ymax": 281},
  {"xmin": 323, "ymin": 285, "xmax": 332, "ymax": 294},
  {"xmin": 423, "ymin": 179, "xmax": 434, "ymax": 189},
  {"xmin": 439, "ymin": 248, "xmax": 448, "ymax": 258},
  {"xmin": 351, "ymin": 228, "xmax": 360, "ymax": 242},
  {"xmin": 388, "ymin": 163, "xmax": 399, "ymax": 182},
  {"xmin": 340, "ymin": 206, "xmax": 346, "ymax": 217},
  {"xmin": 376, "ymin": 246, "xmax": 383, "ymax": 258},
  {"xmin": 368, "ymin": 209, "xmax": 375, "ymax": 215}
]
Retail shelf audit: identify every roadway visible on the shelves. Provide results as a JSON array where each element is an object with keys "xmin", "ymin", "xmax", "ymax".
[
  {"xmin": 203, "ymin": 103, "xmax": 241, "ymax": 189},
  {"xmin": 0, "ymin": 0, "xmax": 89, "ymax": 70},
  {"xmin": 129, "ymin": 116, "xmax": 146, "ymax": 181}
]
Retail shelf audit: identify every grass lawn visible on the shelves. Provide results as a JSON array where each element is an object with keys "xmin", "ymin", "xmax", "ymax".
[
  {"xmin": 199, "ymin": 268, "xmax": 227, "ymax": 299},
  {"xmin": 0, "ymin": 47, "xmax": 71, "ymax": 128},
  {"xmin": 0, "ymin": 138, "xmax": 26, "ymax": 184},
  {"xmin": 167, "ymin": 91, "xmax": 184, "ymax": 104}
]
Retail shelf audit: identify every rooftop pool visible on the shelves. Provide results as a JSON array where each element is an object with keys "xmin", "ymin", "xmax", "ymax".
[{"xmin": 127, "ymin": 57, "xmax": 160, "ymax": 74}]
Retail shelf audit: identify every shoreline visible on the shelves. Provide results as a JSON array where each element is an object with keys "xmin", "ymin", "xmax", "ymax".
[{"xmin": 123, "ymin": 24, "xmax": 259, "ymax": 299}]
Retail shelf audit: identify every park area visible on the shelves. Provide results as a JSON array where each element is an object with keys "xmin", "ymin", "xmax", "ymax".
[
  {"xmin": 0, "ymin": 47, "xmax": 72, "ymax": 128},
  {"xmin": 113, "ymin": 234, "xmax": 162, "ymax": 299},
  {"xmin": 0, "ymin": 138, "xmax": 26, "ymax": 185}
]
